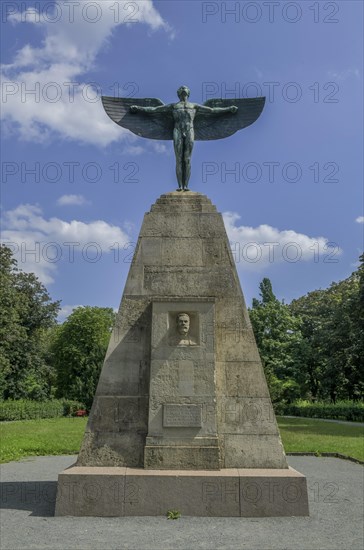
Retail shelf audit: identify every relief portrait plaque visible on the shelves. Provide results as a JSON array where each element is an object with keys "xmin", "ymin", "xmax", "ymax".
[{"xmin": 168, "ymin": 312, "xmax": 198, "ymax": 346}]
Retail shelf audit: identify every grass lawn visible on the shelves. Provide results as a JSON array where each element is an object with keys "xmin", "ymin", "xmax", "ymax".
[
  {"xmin": 277, "ymin": 416, "xmax": 364, "ymax": 462},
  {"xmin": 0, "ymin": 416, "xmax": 363, "ymax": 464},
  {"xmin": 0, "ymin": 417, "xmax": 88, "ymax": 464}
]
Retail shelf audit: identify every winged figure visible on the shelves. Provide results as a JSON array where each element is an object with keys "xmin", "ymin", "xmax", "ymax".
[{"xmin": 102, "ymin": 86, "xmax": 265, "ymax": 191}]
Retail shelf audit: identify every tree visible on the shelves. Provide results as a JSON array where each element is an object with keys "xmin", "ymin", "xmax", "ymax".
[
  {"xmin": 249, "ymin": 278, "xmax": 302, "ymax": 403},
  {"xmin": 289, "ymin": 288, "xmax": 329, "ymax": 400},
  {"xmin": 51, "ymin": 306, "xmax": 115, "ymax": 407},
  {"xmin": 0, "ymin": 245, "xmax": 60, "ymax": 400},
  {"xmin": 289, "ymin": 257, "xmax": 364, "ymax": 402},
  {"xmin": 352, "ymin": 254, "xmax": 364, "ymax": 398},
  {"xmin": 256, "ymin": 277, "xmax": 276, "ymax": 305},
  {"xmin": 0, "ymin": 246, "xmax": 22, "ymax": 397}
]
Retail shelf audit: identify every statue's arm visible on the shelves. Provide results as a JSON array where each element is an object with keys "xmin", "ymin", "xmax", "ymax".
[
  {"xmin": 130, "ymin": 103, "xmax": 173, "ymax": 114},
  {"xmin": 195, "ymin": 104, "xmax": 238, "ymax": 114}
]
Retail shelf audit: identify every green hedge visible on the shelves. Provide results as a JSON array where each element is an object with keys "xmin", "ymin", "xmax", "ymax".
[
  {"xmin": 276, "ymin": 400, "xmax": 364, "ymax": 422},
  {"xmin": 0, "ymin": 399, "xmax": 86, "ymax": 421}
]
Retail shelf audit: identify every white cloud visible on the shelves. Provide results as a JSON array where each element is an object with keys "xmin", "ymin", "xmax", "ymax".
[
  {"xmin": 124, "ymin": 145, "xmax": 145, "ymax": 156},
  {"xmin": 8, "ymin": 8, "xmax": 41, "ymax": 25},
  {"xmin": 327, "ymin": 68, "xmax": 360, "ymax": 80},
  {"xmin": 223, "ymin": 212, "xmax": 342, "ymax": 271},
  {"xmin": 58, "ymin": 304, "xmax": 84, "ymax": 322},
  {"xmin": 58, "ymin": 303, "xmax": 118, "ymax": 322},
  {"xmin": 57, "ymin": 194, "xmax": 88, "ymax": 206},
  {"xmin": 1, "ymin": 203, "xmax": 131, "ymax": 284},
  {"xmin": 151, "ymin": 142, "xmax": 168, "ymax": 154},
  {"xmin": 355, "ymin": 216, "xmax": 364, "ymax": 224},
  {"xmin": 1, "ymin": 0, "xmax": 173, "ymax": 146},
  {"xmin": 125, "ymin": 141, "xmax": 170, "ymax": 155}
]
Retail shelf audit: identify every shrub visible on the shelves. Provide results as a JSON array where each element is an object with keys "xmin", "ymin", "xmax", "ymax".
[
  {"xmin": 277, "ymin": 400, "xmax": 364, "ymax": 422},
  {"xmin": 0, "ymin": 399, "xmax": 86, "ymax": 421}
]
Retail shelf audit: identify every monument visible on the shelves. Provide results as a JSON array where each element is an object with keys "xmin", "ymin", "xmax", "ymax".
[{"xmin": 55, "ymin": 87, "xmax": 309, "ymax": 517}]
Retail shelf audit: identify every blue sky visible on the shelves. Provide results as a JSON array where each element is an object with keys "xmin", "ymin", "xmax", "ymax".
[{"xmin": 1, "ymin": 0, "xmax": 363, "ymax": 320}]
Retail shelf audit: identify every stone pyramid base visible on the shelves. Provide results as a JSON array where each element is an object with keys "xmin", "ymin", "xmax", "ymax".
[{"xmin": 55, "ymin": 465, "xmax": 309, "ymax": 517}]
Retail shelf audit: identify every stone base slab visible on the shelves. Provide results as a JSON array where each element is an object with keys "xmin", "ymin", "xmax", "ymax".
[{"xmin": 55, "ymin": 466, "xmax": 309, "ymax": 517}]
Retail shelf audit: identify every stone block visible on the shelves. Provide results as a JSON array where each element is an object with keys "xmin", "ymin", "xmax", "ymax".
[
  {"xmin": 138, "ymin": 238, "xmax": 162, "ymax": 264},
  {"xmin": 239, "ymin": 467, "xmax": 309, "ymax": 517},
  {"xmin": 219, "ymin": 397, "xmax": 278, "ymax": 434},
  {"xmin": 217, "ymin": 361, "xmax": 270, "ymax": 398},
  {"xmin": 216, "ymin": 328, "xmax": 261, "ymax": 362},
  {"xmin": 124, "ymin": 468, "xmax": 240, "ymax": 516},
  {"xmin": 55, "ymin": 466, "xmax": 309, "ymax": 517},
  {"xmin": 144, "ymin": 445, "xmax": 221, "ymax": 470},
  {"xmin": 223, "ymin": 434, "xmax": 288, "ymax": 469},
  {"xmin": 162, "ymin": 238, "xmax": 204, "ymax": 266},
  {"xmin": 55, "ymin": 466, "xmax": 126, "ymax": 516},
  {"xmin": 143, "ymin": 266, "xmax": 236, "ymax": 297},
  {"xmin": 141, "ymin": 212, "xmax": 201, "ymax": 238},
  {"xmin": 77, "ymin": 430, "xmax": 146, "ymax": 467},
  {"xmin": 87, "ymin": 396, "xmax": 148, "ymax": 433}
]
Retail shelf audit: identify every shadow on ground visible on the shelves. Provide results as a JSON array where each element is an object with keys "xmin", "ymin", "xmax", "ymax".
[{"xmin": 1, "ymin": 481, "xmax": 57, "ymax": 516}]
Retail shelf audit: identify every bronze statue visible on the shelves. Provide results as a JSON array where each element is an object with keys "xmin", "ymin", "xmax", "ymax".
[{"xmin": 102, "ymin": 86, "xmax": 265, "ymax": 191}]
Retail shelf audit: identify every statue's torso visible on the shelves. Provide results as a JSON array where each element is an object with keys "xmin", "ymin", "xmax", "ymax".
[{"xmin": 173, "ymin": 102, "xmax": 196, "ymax": 133}]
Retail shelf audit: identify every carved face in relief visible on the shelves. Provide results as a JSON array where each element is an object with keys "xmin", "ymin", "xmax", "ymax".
[{"xmin": 176, "ymin": 313, "xmax": 190, "ymax": 336}]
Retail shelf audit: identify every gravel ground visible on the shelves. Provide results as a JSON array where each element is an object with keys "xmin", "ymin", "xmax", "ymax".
[{"xmin": 0, "ymin": 455, "xmax": 363, "ymax": 550}]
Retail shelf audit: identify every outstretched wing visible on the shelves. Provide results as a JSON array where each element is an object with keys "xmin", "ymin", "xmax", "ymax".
[
  {"xmin": 101, "ymin": 96, "xmax": 174, "ymax": 140},
  {"xmin": 194, "ymin": 97, "xmax": 265, "ymax": 141}
]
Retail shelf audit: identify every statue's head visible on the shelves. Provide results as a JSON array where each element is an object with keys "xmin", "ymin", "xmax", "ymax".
[
  {"xmin": 177, "ymin": 86, "xmax": 190, "ymax": 100},
  {"xmin": 176, "ymin": 313, "xmax": 190, "ymax": 336}
]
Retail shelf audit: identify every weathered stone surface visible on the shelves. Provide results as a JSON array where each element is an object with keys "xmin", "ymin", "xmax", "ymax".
[
  {"xmin": 223, "ymin": 435, "xmax": 288, "ymax": 469},
  {"xmin": 145, "ymin": 299, "xmax": 218, "ymax": 468},
  {"xmin": 55, "ymin": 466, "xmax": 309, "ymax": 517},
  {"xmin": 95, "ymin": 297, "xmax": 151, "ymax": 397},
  {"xmin": 150, "ymin": 192, "xmax": 217, "ymax": 213},
  {"xmin": 219, "ymin": 397, "xmax": 280, "ymax": 435},
  {"xmin": 77, "ymin": 430, "xmax": 146, "ymax": 467},
  {"xmin": 77, "ymin": 192, "xmax": 288, "ymax": 471},
  {"xmin": 87, "ymin": 396, "xmax": 148, "ymax": 432},
  {"xmin": 239, "ymin": 468, "xmax": 309, "ymax": 517},
  {"xmin": 143, "ymin": 266, "xmax": 237, "ymax": 296},
  {"xmin": 56, "ymin": 191, "xmax": 310, "ymax": 516},
  {"xmin": 162, "ymin": 238, "xmax": 204, "ymax": 266},
  {"xmin": 217, "ymin": 361, "xmax": 271, "ymax": 398},
  {"xmin": 55, "ymin": 466, "xmax": 126, "ymax": 516},
  {"xmin": 144, "ymin": 445, "xmax": 221, "ymax": 470}
]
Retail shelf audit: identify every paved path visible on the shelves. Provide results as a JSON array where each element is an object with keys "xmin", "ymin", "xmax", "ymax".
[{"xmin": 1, "ymin": 455, "xmax": 363, "ymax": 550}]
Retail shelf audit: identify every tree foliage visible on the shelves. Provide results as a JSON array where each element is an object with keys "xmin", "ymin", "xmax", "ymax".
[
  {"xmin": 0, "ymin": 245, "xmax": 60, "ymax": 400},
  {"xmin": 51, "ymin": 306, "xmax": 115, "ymax": 407},
  {"xmin": 249, "ymin": 278, "xmax": 302, "ymax": 403},
  {"xmin": 251, "ymin": 258, "xmax": 364, "ymax": 404},
  {"xmin": 289, "ymin": 255, "xmax": 364, "ymax": 401}
]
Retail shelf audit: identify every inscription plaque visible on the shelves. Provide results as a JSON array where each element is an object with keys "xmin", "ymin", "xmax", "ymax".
[{"xmin": 163, "ymin": 404, "xmax": 202, "ymax": 427}]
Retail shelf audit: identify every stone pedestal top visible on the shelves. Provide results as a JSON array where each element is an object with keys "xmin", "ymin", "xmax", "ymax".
[{"xmin": 150, "ymin": 191, "xmax": 217, "ymax": 213}]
